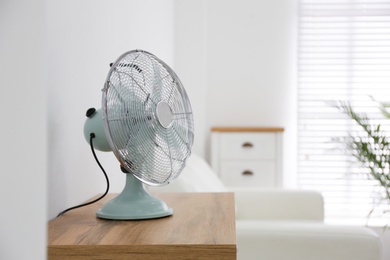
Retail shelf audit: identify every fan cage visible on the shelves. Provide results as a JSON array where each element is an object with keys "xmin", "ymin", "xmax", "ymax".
[{"xmin": 102, "ymin": 50, "xmax": 194, "ymax": 186}]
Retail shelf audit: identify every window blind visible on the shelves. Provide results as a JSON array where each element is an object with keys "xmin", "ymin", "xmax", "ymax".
[{"xmin": 298, "ymin": 0, "xmax": 390, "ymax": 224}]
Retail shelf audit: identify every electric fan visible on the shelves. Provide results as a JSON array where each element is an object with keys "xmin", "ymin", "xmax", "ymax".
[{"xmin": 83, "ymin": 49, "xmax": 194, "ymax": 220}]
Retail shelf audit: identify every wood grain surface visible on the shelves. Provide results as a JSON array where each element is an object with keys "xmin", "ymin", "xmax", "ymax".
[{"xmin": 48, "ymin": 192, "xmax": 236, "ymax": 259}]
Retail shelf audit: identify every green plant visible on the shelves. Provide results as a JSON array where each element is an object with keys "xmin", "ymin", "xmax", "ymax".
[{"xmin": 329, "ymin": 100, "xmax": 390, "ymax": 208}]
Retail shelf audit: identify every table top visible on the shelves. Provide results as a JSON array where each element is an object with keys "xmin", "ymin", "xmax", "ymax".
[{"xmin": 48, "ymin": 192, "xmax": 236, "ymax": 259}]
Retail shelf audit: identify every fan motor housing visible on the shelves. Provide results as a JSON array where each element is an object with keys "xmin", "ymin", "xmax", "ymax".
[{"xmin": 83, "ymin": 108, "xmax": 112, "ymax": 152}]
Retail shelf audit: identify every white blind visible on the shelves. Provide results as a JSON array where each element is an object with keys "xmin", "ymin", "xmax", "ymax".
[{"xmin": 298, "ymin": 0, "xmax": 390, "ymax": 224}]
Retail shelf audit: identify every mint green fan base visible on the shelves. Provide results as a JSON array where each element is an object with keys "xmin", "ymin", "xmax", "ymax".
[
  {"xmin": 84, "ymin": 108, "xmax": 173, "ymax": 220},
  {"xmin": 97, "ymin": 173, "xmax": 173, "ymax": 220}
]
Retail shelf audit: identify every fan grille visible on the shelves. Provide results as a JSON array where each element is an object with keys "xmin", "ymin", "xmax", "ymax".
[{"xmin": 102, "ymin": 50, "xmax": 194, "ymax": 186}]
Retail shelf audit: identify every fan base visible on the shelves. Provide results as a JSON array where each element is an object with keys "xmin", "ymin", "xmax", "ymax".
[{"xmin": 96, "ymin": 174, "xmax": 173, "ymax": 220}]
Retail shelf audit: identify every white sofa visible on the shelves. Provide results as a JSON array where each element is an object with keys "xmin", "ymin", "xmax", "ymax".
[
  {"xmin": 150, "ymin": 154, "xmax": 382, "ymax": 260},
  {"xmin": 234, "ymin": 189, "xmax": 381, "ymax": 260}
]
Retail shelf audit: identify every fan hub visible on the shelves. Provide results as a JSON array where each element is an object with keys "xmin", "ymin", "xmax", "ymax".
[{"xmin": 156, "ymin": 101, "xmax": 173, "ymax": 128}]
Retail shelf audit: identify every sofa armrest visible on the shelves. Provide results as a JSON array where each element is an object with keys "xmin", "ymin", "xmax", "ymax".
[
  {"xmin": 234, "ymin": 189, "xmax": 324, "ymax": 221},
  {"xmin": 236, "ymin": 220, "xmax": 381, "ymax": 260}
]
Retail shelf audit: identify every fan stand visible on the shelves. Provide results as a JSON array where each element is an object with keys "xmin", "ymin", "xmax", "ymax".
[{"xmin": 96, "ymin": 173, "xmax": 173, "ymax": 220}]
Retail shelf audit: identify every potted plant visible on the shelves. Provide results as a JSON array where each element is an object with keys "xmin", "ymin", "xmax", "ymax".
[{"xmin": 329, "ymin": 99, "xmax": 390, "ymax": 217}]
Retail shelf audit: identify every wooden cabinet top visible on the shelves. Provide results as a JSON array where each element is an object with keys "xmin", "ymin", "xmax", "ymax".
[
  {"xmin": 211, "ymin": 127, "xmax": 284, "ymax": 133},
  {"xmin": 48, "ymin": 192, "xmax": 236, "ymax": 260}
]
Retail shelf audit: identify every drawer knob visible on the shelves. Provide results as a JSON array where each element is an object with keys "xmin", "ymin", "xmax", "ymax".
[
  {"xmin": 242, "ymin": 142, "xmax": 253, "ymax": 148},
  {"xmin": 242, "ymin": 170, "xmax": 253, "ymax": 176}
]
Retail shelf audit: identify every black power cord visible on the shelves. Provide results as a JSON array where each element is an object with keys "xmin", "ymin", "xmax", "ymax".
[{"xmin": 56, "ymin": 133, "xmax": 110, "ymax": 217}]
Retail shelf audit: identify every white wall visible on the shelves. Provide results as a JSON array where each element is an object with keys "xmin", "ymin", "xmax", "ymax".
[
  {"xmin": 173, "ymin": 1, "xmax": 208, "ymax": 157},
  {"xmin": 174, "ymin": 0, "xmax": 297, "ymax": 186},
  {"xmin": 0, "ymin": 0, "xmax": 47, "ymax": 259},
  {"xmin": 47, "ymin": 0, "xmax": 174, "ymax": 219}
]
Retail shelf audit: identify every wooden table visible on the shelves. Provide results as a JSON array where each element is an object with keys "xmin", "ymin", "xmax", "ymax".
[{"xmin": 48, "ymin": 192, "xmax": 236, "ymax": 259}]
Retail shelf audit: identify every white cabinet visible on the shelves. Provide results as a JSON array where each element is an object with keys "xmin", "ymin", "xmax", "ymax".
[{"xmin": 211, "ymin": 127, "xmax": 283, "ymax": 189}]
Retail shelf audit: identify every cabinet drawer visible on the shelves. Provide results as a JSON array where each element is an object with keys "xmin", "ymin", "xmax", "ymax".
[
  {"xmin": 220, "ymin": 161, "xmax": 276, "ymax": 188},
  {"xmin": 220, "ymin": 133, "xmax": 275, "ymax": 160}
]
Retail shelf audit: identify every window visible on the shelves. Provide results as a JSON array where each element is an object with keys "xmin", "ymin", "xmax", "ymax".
[{"xmin": 298, "ymin": 0, "xmax": 390, "ymax": 224}]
